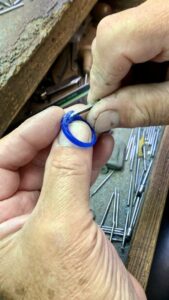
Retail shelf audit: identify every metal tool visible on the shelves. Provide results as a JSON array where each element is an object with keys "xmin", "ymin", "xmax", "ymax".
[
  {"xmin": 121, "ymin": 210, "xmax": 130, "ymax": 250},
  {"xmin": 51, "ymin": 83, "xmax": 90, "ymax": 108},
  {"xmin": 127, "ymin": 173, "xmax": 133, "ymax": 207},
  {"xmin": 115, "ymin": 189, "xmax": 120, "ymax": 227},
  {"xmin": 110, "ymin": 188, "xmax": 117, "ymax": 241},
  {"xmin": 91, "ymin": 170, "xmax": 114, "ymax": 197},
  {"xmin": 71, "ymin": 104, "xmax": 93, "ymax": 117},
  {"xmin": 0, "ymin": 0, "xmax": 23, "ymax": 14},
  {"xmin": 41, "ymin": 76, "xmax": 82, "ymax": 100},
  {"xmin": 100, "ymin": 191, "xmax": 115, "ymax": 227}
]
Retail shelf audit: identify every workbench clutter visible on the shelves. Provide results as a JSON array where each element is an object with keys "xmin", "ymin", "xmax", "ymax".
[{"xmin": 90, "ymin": 126, "xmax": 162, "ymax": 259}]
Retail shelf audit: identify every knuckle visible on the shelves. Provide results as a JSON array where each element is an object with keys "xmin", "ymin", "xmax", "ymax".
[{"xmin": 117, "ymin": 88, "xmax": 150, "ymax": 127}]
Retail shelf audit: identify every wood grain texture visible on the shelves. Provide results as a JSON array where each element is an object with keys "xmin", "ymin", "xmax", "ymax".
[
  {"xmin": 0, "ymin": 0, "xmax": 97, "ymax": 136},
  {"xmin": 127, "ymin": 126, "xmax": 169, "ymax": 289}
]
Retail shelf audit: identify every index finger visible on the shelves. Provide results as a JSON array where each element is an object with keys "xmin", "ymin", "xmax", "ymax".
[
  {"xmin": 88, "ymin": 1, "xmax": 168, "ymax": 103},
  {"xmin": 0, "ymin": 107, "xmax": 63, "ymax": 170}
]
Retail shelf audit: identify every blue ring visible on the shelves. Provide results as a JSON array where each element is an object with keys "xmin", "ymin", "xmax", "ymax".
[{"xmin": 61, "ymin": 111, "xmax": 97, "ymax": 148}]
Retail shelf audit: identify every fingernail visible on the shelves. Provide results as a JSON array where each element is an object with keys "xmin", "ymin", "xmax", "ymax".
[
  {"xmin": 94, "ymin": 111, "xmax": 119, "ymax": 133},
  {"xmin": 58, "ymin": 120, "xmax": 92, "ymax": 147}
]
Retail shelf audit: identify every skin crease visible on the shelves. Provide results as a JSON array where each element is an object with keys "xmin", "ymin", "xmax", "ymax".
[
  {"xmin": 87, "ymin": 0, "xmax": 169, "ymax": 133},
  {"xmin": 0, "ymin": 106, "xmax": 146, "ymax": 300}
]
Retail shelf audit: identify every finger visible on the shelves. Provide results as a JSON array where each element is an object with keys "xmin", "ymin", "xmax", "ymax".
[
  {"xmin": 88, "ymin": 1, "xmax": 169, "ymax": 103},
  {"xmin": 0, "ymin": 191, "xmax": 39, "ymax": 223},
  {"xmin": 0, "ymin": 214, "xmax": 29, "ymax": 240},
  {"xmin": 0, "ymin": 107, "xmax": 63, "ymax": 170},
  {"xmin": 0, "ymin": 168, "xmax": 20, "ymax": 200},
  {"xmin": 91, "ymin": 133, "xmax": 114, "ymax": 184},
  {"xmin": 29, "ymin": 117, "xmax": 93, "ymax": 233},
  {"xmin": 87, "ymin": 82, "xmax": 169, "ymax": 132}
]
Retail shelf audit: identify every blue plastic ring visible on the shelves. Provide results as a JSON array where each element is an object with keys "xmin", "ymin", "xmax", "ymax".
[{"xmin": 61, "ymin": 110, "xmax": 97, "ymax": 148}]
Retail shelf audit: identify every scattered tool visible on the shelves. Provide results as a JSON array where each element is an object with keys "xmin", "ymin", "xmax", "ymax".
[
  {"xmin": 91, "ymin": 125, "xmax": 162, "ymax": 251},
  {"xmin": 0, "ymin": 0, "xmax": 23, "ymax": 14},
  {"xmin": 51, "ymin": 83, "xmax": 90, "ymax": 108},
  {"xmin": 41, "ymin": 76, "xmax": 82, "ymax": 100},
  {"xmin": 100, "ymin": 191, "xmax": 115, "ymax": 227}
]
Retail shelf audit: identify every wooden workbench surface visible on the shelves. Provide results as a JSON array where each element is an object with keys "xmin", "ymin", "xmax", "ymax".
[
  {"xmin": 0, "ymin": 0, "xmax": 146, "ymax": 137},
  {"xmin": 0, "ymin": 0, "xmax": 97, "ymax": 136}
]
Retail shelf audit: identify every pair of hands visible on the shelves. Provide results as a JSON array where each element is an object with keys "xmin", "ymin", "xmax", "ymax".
[
  {"xmin": 1, "ymin": 0, "xmax": 169, "ymax": 298},
  {"xmin": 0, "ymin": 106, "xmax": 144, "ymax": 299}
]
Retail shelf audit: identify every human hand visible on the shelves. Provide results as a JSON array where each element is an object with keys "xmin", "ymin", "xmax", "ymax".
[
  {"xmin": 88, "ymin": 0, "xmax": 169, "ymax": 133},
  {"xmin": 0, "ymin": 106, "xmax": 146, "ymax": 299}
]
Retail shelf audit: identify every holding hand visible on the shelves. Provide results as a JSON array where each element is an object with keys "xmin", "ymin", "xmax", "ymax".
[
  {"xmin": 0, "ymin": 106, "xmax": 146, "ymax": 299},
  {"xmin": 88, "ymin": 0, "xmax": 169, "ymax": 133}
]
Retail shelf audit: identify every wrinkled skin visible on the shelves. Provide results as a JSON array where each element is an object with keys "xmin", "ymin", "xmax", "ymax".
[
  {"xmin": 88, "ymin": 0, "xmax": 169, "ymax": 133},
  {"xmin": 0, "ymin": 106, "xmax": 146, "ymax": 299}
]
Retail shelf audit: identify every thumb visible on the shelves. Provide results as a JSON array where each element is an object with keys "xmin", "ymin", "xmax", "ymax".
[
  {"xmin": 36, "ymin": 118, "xmax": 93, "ymax": 224},
  {"xmin": 87, "ymin": 81, "xmax": 169, "ymax": 133}
]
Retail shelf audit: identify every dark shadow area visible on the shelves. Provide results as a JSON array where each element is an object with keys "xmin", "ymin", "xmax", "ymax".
[{"xmin": 146, "ymin": 191, "xmax": 169, "ymax": 300}]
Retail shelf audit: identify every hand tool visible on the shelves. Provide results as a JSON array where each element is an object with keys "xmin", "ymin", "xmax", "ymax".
[
  {"xmin": 110, "ymin": 188, "xmax": 117, "ymax": 242},
  {"xmin": 115, "ymin": 189, "xmax": 120, "ymax": 227},
  {"xmin": 51, "ymin": 83, "xmax": 90, "ymax": 108},
  {"xmin": 125, "ymin": 129, "xmax": 134, "ymax": 161},
  {"xmin": 71, "ymin": 104, "xmax": 93, "ymax": 118},
  {"xmin": 130, "ymin": 141, "xmax": 136, "ymax": 171},
  {"xmin": 121, "ymin": 210, "xmax": 130, "ymax": 251},
  {"xmin": 0, "ymin": 0, "xmax": 10, "ymax": 7},
  {"xmin": 100, "ymin": 191, "xmax": 115, "ymax": 227},
  {"xmin": 41, "ymin": 76, "xmax": 82, "ymax": 100},
  {"xmin": 143, "ymin": 145, "xmax": 147, "ymax": 171},
  {"xmin": 0, "ymin": 0, "xmax": 23, "ymax": 14},
  {"xmin": 127, "ymin": 194, "xmax": 144, "ymax": 238},
  {"xmin": 150, "ymin": 127, "xmax": 160, "ymax": 157},
  {"xmin": 127, "ymin": 173, "xmax": 133, "ymax": 207},
  {"xmin": 91, "ymin": 170, "xmax": 114, "ymax": 197}
]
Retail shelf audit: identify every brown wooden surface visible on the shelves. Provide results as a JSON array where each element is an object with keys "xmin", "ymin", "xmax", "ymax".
[
  {"xmin": 0, "ymin": 0, "xmax": 97, "ymax": 137},
  {"xmin": 127, "ymin": 126, "xmax": 169, "ymax": 289}
]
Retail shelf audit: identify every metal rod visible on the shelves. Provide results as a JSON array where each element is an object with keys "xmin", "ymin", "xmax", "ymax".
[
  {"xmin": 0, "ymin": 1, "xmax": 23, "ymax": 14},
  {"xmin": 130, "ymin": 143, "xmax": 136, "ymax": 171},
  {"xmin": 121, "ymin": 210, "xmax": 130, "ymax": 250},
  {"xmin": 100, "ymin": 191, "xmax": 115, "ymax": 227},
  {"xmin": 110, "ymin": 188, "xmax": 117, "ymax": 241},
  {"xmin": 90, "ymin": 171, "xmax": 114, "ymax": 197},
  {"xmin": 138, "ymin": 159, "xmax": 153, "ymax": 195},
  {"xmin": 135, "ymin": 158, "xmax": 140, "ymax": 192},
  {"xmin": 127, "ymin": 173, "xmax": 133, "ymax": 206},
  {"xmin": 101, "ymin": 226, "xmax": 124, "ymax": 233},
  {"xmin": 71, "ymin": 104, "xmax": 93, "ymax": 117},
  {"xmin": 125, "ymin": 130, "xmax": 134, "ymax": 160},
  {"xmin": 115, "ymin": 189, "xmax": 120, "ymax": 227},
  {"xmin": 151, "ymin": 128, "xmax": 160, "ymax": 157},
  {"xmin": 143, "ymin": 145, "xmax": 147, "ymax": 171},
  {"xmin": 103, "ymin": 228, "xmax": 123, "ymax": 238}
]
